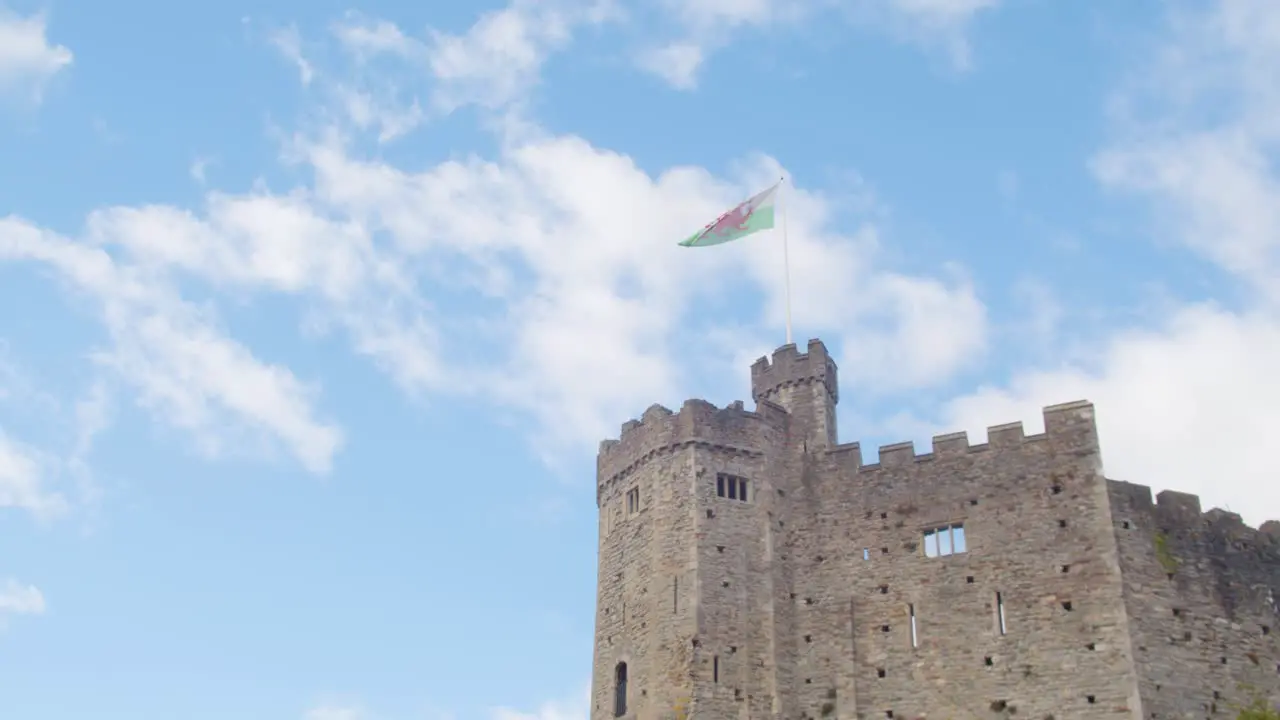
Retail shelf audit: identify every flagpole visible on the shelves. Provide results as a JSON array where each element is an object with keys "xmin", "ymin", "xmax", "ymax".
[{"xmin": 780, "ymin": 176, "xmax": 794, "ymax": 346}]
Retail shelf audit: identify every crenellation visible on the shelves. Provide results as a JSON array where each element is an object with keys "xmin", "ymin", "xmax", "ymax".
[
  {"xmin": 596, "ymin": 396, "xmax": 787, "ymax": 505},
  {"xmin": 877, "ymin": 441, "xmax": 916, "ymax": 468},
  {"xmin": 641, "ymin": 403, "xmax": 673, "ymax": 423},
  {"xmin": 592, "ymin": 339, "xmax": 1280, "ymax": 720},
  {"xmin": 931, "ymin": 430, "xmax": 969, "ymax": 457},
  {"xmin": 1152, "ymin": 486, "xmax": 1198, "ymax": 515},
  {"xmin": 986, "ymin": 420, "xmax": 1025, "ymax": 447},
  {"xmin": 749, "ymin": 338, "xmax": 839, "ymax": 405},
  {"xmin": 1043, "ymin": 398, "xmax": 1097, "ymax": 431}
]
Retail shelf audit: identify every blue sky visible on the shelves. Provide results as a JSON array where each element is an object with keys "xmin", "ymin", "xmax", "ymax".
[{"xmin": 1, "ymin": 0, "xmax": 1279, "ymax": 718}]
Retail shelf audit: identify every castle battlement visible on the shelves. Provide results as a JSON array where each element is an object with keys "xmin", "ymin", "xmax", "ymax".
[
  {"xmin": 1111, "ymin": 479, "xmax": 1280, "ymax": 547},
  {"xmin": 595, "ymin": 397, "xmax": 787, "ymax": 503},
  {"xmin": 750, "ymin": 338, "xmax": 838, "ymax": 404},
  {"xmin": 823, "ymin": 400, "xmax": 1096, "ymax": 471}
]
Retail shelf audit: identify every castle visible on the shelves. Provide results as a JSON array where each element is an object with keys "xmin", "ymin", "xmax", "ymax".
[{"xmin": 591, "ymin": 339, "xmax": 1280, "ymax": 720}]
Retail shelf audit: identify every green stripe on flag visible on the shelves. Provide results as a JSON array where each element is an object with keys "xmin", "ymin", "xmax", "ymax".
[{"xmin": 679, "ymin": 181, "xmax": 780, "ymax": 248}]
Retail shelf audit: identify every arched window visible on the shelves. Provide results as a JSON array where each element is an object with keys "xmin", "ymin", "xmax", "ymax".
[{"xmin": 614, "ymin": 662, "xmax": 628, "ymax": 717}]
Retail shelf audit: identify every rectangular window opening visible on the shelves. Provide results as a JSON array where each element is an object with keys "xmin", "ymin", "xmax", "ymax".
[
  {"xmin": 996, "ymin": 591, "xmax": 1007, "ymax": 635},
  {"xmin": 626, "ymin": 487, "xmax": 640, "ymax": 514},
  {"xmin": 909, "ymin": 604, "xmax": 918, "ymax": 648},
  {"xmin": 863, "ymin": 547, "xmax": 870, "ymax": 560},
  {"xmin": 923, "ymin": 523, "xmax": 965, "ymax": 557},
  {"xmin": 713, "ymin": 655, "xmax": 719, "ymax": 683},
  {"xmin": 715, "ymin": 473, "xmax": 751, "ymax": 503}
]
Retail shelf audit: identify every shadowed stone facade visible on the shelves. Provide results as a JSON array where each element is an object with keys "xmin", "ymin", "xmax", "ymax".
[{"xmin": 591, "ymin": 339, "xmax": 1280, "ymax": 720}]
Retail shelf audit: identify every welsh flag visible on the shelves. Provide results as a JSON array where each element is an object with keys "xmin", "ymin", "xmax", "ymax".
[{"xmin": 678, "ymin": 179, "xmax": 781, "ymax": 248}]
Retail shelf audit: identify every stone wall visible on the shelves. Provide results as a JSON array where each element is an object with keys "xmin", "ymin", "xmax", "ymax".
[
  {"xmin": 1109, "ymin": 482, "xmax": 1280, "ymax": 719},
  {"xmin": 779, "ymin": 401, "xmax": 1143, "ymax": 720},
  {"xmin": 591, "ymin": 338, "xmax": 1280, "ymax": 720}
]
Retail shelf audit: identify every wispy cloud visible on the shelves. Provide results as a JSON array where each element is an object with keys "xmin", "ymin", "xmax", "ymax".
[
  {"xmin": 634, "ymin": 0, "xmax": 1000, "ymax": 90},
  {"xmin": 0, "ymin": 216, "xmax": 345, "ymax": 474},
  {"xmin": 0, "ymin": 8, "xmax": 73, "ymax": 104}
]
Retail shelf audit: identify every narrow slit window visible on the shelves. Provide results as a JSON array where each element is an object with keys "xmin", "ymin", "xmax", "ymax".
[
  {"xmin": 717, "ymin": 475, "xmax": 725, "ymax": 497},
  {"xmin": 863, "ymin": 548, "xmax": 870, "ymax": 560},
  {"xmin": 713, "ymin": 655, "xmax": 719, "ymax": 683},
  {"xmin": 728, "ymin": 476, "xmax": 738, "ymax": 500},
  {"xmin": 614, "ymin": 662, "xmax": 628, "ymax": 717},
  {"xmin": 996, "ymin": 591, "xmax": 1007, "ymax": 635},
  {"xmin": 909, "ymin": 604, "xmax": 919, "ymax": 648},
  {"xmin": 626, "ymin": 487, "xmax": 640, "ymax": 514},
  {"xmin": 740, "ymin": 479, "xmax": 749, "ymax": 502}
]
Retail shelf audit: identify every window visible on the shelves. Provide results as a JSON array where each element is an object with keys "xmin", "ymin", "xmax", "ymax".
[
  {"xmin": 614, "ymin": 662, "xmax": 628, "ymax": 717},
  {"xmin": 996, "ymin": 592, "xmax": 1007, "ymax": 635},
  {"xmin": 626, "ymin": 487, "xmax": 640, "ymax": 514},
  {"xmin": 909, "ymin": 604, "xmax": 918, "ymax": 648},
  {"xmin": 923, "ymin": 523, "xmax": 966, "ymax": 557},
  {"xmin": 715, "ymin": 473, "xmax": 750, "ymax": 502}
]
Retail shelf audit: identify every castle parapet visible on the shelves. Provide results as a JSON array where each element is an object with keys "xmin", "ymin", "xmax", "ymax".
[
  {"xmin": 1112, "ymin": 481, "xmax": 1279, "ymax": 547},
  {"xmin": 828, "ymin": 400, "xmax": 1098, "ymax": 470},
  {"xmin": 596, "ymin": 396, "xmax": 787, "ymax": 502},
  {"xmin": 750, "ymin": 339, "xmax": 838, "ymax": 404}
]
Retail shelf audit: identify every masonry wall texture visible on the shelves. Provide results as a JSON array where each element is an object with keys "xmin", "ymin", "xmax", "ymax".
[{"xmin": 591, "ymin": 339, "xmax": 1280, "ymax": 720}]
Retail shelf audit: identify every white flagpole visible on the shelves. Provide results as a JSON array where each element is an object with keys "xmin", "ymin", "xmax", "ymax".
[{"xmin": 780, "ymin": 176, "xmax": 794, "ymax": 346}]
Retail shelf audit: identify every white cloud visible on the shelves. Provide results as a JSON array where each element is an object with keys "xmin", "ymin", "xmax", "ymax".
[
  {"xmin": 635, "ymin": 42, "xmax": 703, "ymax": 90},
  {"xmin": 0, "ymin": 217, "xmax": 344, "ymax": 474},
  {"xmin": 636, "ymin": 0, "xmax": 998, "ymax": 89},
  {"xmin": 925, "ymin": 0, "xmax": 1280, "ymax": 528},
  {"xmin": 326, "ymin": 1, "xmax": 621, "ymax": 115},
  {"xmin": 0, "ymin": 430, "xmax": 66, "ymax": 518},
  {"xmin": 332, "ymin": 14, "xmax": 419, "ymax": 61},
  {"xmin": 0, "ymin": 9, "xmax": 72, "ymax": 103},
  {"xmin": 271, "ymin": 25, "xmax": 315, "ymax": 87},
  {"xmin": 0, "ymin": 579, "xmax": 45, "ymax": 621},
  {"xmin": 190, "ymin": 157, "xmax": 213, "ymax": 185},
  {"xmin": 424, "ymin": 0, "xmax": 617, "ymax": 112}
]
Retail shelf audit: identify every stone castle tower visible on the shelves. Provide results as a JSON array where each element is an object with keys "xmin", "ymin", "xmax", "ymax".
[{"xmin": 591, "ymin": 339, "xmax": 1280, "ymax": 720}]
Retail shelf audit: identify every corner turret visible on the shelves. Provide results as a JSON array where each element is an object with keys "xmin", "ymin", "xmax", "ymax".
[{"xmin": 750, "ymin": 338, "xmax": 838, "ymax": 450}]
